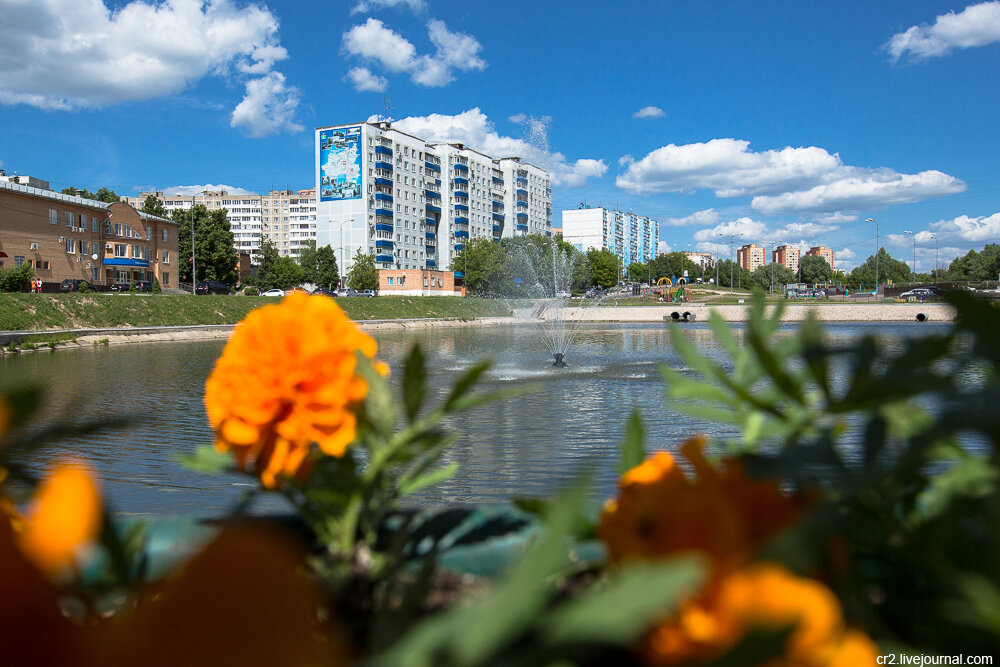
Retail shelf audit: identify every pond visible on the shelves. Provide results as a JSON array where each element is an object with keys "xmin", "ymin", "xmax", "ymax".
[{"xmin": 0, "ymin": 321, "xmax": 951, "ymax": 516}]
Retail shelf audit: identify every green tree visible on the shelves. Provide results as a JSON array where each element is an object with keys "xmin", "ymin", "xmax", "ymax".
[
  {"xmin": 297, "ymin": 241, "xmax": 340, "ymax": 290},
  {"xmin": 849, "ymin": 248, "xmax": 911, "ymax": 287},
  {"xmin": 346, "ymin": 249, "xmax": 379, "ymax": 291},
  {"xmin": 173, "ymin": 204, "xmax": 238, "ymax": 285},
  {"xmin": 268, "ymin": 256, "xmax": 305, "ymax": 290},
  {"xmin": 0, "ymin": 262, "xmax": 33, "ymax": 292},
  {"xmin": 61, "ymin": 186, "xmax": 119, "ymax": 202},
  {"xmin": 651, "ymin": 252, "xmax": 702, "ymax": 284},
  {"xmin": 627, "ymin": 262, "xmax": 648, "ymax": 284},
  {"xmin": 454, "ymin": 237, "xmax": 512, "ymax": 296},
  {"xmin": 749, "ymin": 263, "xmax": 795, "ymax": 292},
  {"xmin": 587, "ymin": 248, "xmax": 620, "ymax": 289},
  {"xmin": 140, "ymin": 194, "xmax": 167, "ymax": 218},
  {"xmin": 799, "ymin": 254, "xmax": 833, "ymax": 285}
]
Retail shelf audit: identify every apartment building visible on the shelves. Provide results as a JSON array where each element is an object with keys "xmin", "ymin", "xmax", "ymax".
[
  {"xmin": 261, "ymin": 188, "xmax": 317, "ymax": 258},
  {"xmin": 684, "ymin": 251, "xmax": 715, "ymax": 269},
  {"xmin": 0, "ymin": 179, "xmax": 178, "ymax": 288},
  {"xmin": 314, "ymin": 120, "xmax": 552, "ymax": 276},
  {"xmin": 560, "ymin": 206, "xmax": 658, "ymax": 267},
  {"xmin": 773, "ymin": 244, "xmax": 801, "ymax": 273},
  {"xmin": 806, "ymin": 245, "xmax": 835, "ymax": 269},
  {"xmin": 737, "ymin": 243, "xmax": 766, "ymax": 272}
]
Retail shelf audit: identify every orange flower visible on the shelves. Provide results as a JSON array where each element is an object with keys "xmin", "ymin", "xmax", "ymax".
[
  {"xmin": 599, "ymin": 437, "xmax": 806, "ymax": 569},
  {"xmin": 645, "ymin": 563, "xmax": 880, "ymax": 666},
  {"xmin": 17, "ymin": 461, "xmax": 102, "ymax": 576},
  {"xmin": 205, "ymin": 292, "xmax": 379, "ymax": 488}
]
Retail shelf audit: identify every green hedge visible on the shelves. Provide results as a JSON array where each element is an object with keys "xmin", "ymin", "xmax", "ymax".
[{"xmin": 0, "ymin": 294, "xmax": 513, "ymax": 331}]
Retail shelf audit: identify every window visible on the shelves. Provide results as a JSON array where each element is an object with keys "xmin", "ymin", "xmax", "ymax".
[
  {"xmin": 115, "ymin": 244, "xmax": 127, "ymax": 257},
  {"xmin": 146, "ymin": 228, "xmax": 152, "ymax": 241},
  {"xmin": 124, "ymin": 224, "xmax": 132, "ymax": 237},
  {"xmin": 65, "ymin": 238, "xmax": 74, "ymax": 253},
  {"xmin": 49, "ymin": 209, "xmax": 58, "ymax": 224},
  {"xmin": 132, "ymin": 245, "xmax": 142, "ymax": 258},
  {"xmin": 36, "ymin": 260, "xmax": 49, "ymax": 270},
  {"xmin": 387, "ymin": 277, "xmax": 394, "ymax": 285},
  {"xmin": 91, "ymin": 267, "xmax": 99, "ymax": 281},
  {"xmin": 14, "ymin": 256, "xmax": 25, "ymax": 267},
  {"xmin": 162, "ymin": 229, "xmax": 168, "ymax": 242},
  {"xmin": 66, "ymin": 212, "xmax": 73, "ymax": 227},
  {"xmin": 114, "ymin": 223, "xmax": 122, "ymax": 236},
  {"xmin": 163, "ymin": 272, "xmax": 170, "ymax": 286},
  {"xmin": 162, "ymin": 251, "xmax": 169, "ymax": 264},
  {"xmin": 79, "ymin": 213, "xmax": 87, "ymax": 228}
]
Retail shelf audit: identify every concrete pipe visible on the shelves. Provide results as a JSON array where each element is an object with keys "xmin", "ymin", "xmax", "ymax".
[
  {"xmin": 683, "ymin": 311, "xmax": 694, "ymax": 322},
  {"xmin": 671, "ymin": 311, "xmax": 681, "ymax": 320},
  {"xmin": 916, "ymin": 313, "xmax": 928, "ymax": 322}
]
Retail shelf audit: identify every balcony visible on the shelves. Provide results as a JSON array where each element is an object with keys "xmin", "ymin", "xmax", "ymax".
[
  {"xmin": 425, "ymin": 231, "xmax": 436, "ymax": 240},
  {"xmin": 424, "ymin": 161, "xmax": 441, "ymax": 172},
  {"xmin": 426, "ymin": 259, "xmax": 437, "ymax": 267},
  {"xmin": 492, "ymin": 176, "xmax": 504, "ymax": 186},
  {"xmin": 454, "ymin": 217, "xmax": 469, "ymax": 225},
  {"xmin": 424, "ymin": 189, "xmax": 441, "ymax": 199},
  {"xmin": 375, "ymin": 177, "xmax": 393, "ymax": 187},
  {"xmin": 454, "ymin": 203, "xmax": 468, "ymax": 212},
  {"xmin": 375, "ymin": 223, "xmax": 394, "ymax": 232},
  {"xmin": 426, "ymin": 203, "xmax": 441, "ymax": 214},
  {"xmin": 493, "ymin": 212, "xmax": 504, "ymax": 222},
  {"xmin": 425, "ymin": 244, "xmax": 436, "ymax": 252},
  {"xmin": 516, "ymin": 176, "xmax": 527, "ymax": 185},
  {"xmin": 455, "ymin": 230, "xmax": 469, "ymax": 238},
  {"xmin": 375, "ymin": 145, "xmax": 392, "ymax": 156},
  {"xmin": 516, "ymin": 201, "xmax": 528, "ymax": 209},
  {"xmin": 453, "ymin": 191, "xmax": 468, "ymax": 199},
  {"xmin": 425, "ymin": 217, "xmax": 437, "ymax": 225},
  {"xmin": 493, "ymin": 224, "xmax": 501, "ymax": 233},
  {"xmin": 375, "ymin": 208, "xmax": 393, "ymax": 217},
  {"xmin": 453, "ymin": 162, "xmax": 468, "ymax": 172},
  {"xmin": 517, "ymin": 224, "xmax": 528, "ymax": 231},
  {"xmin": 374, "ymin": 193, "xmax": 393, "ymax": 203},
  {"xmin": 376, "ymin": 255, "xmax": 394, "ymax": 263},
  {"xmin": 375, "ymin": 239, "xmax": 394, "ymax": 249},
  {"xmin": 516, "ymin": 188, "xmax": 528, "ymax": 197},
  {"xmin": 455, "ymin": 244, "xmax": 465, "ymax": 251},
  {"xmin": 516, "ymin": 212, "xmax": 528, "ymax": 220},
  {"xmin": 454, "ymin": 177, "xmax": 469, "ymax": 187},
  {"xmin": 374, "ymin": 161, "xmax": 393, "ymax": 171}
]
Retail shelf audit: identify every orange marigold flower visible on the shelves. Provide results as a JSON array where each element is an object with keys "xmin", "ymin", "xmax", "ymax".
[
  {"xmin": 645, "ymin": 564, "xmax": 880, "ymax": 666},
  {"xmin": 205, "ymin": 292, "xmax": 378, "ymax": 488},
  {"xmin": 17, "ymin": 461, "xmax": 102, "ymax": 576}
]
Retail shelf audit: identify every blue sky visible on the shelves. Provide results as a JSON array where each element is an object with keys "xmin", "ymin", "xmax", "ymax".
[{"xmin": 2, "ymin": 0, "xmax": 999, "ymax": 271}]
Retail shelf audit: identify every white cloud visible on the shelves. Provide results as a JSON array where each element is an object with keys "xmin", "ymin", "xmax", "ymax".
[
  {"xmin": 230, "ymin": 71, "xmax": 302, "ymax": 138},
  {"xmin": 633, "ymin": 105, "xmax": 665, "ymax": 119},
  {"xmin": 346, "ymin": 66, "xmax": 388, "ymax": 92},
  {"xmin": 0, "ymin": 0, "xmax": 299, "ymax": 136},
  {"xmin": 664, "ymin": 208, "xmax": 720, "ymax": 227},
  {"xmin": 508, "ymin": 113, "xmax": 527, "ymax": 123},
  {"xmin": 391, "ymin": 108, "xmax": 607, "ymax": 188},
  {"xmin": 162, "ymin": 184, "xmax": 257, "ymax": 195},
  {"xmin": 773, "ymin": 221, "xmax": 838, "ymax": 238},
  {"xmin": 814, "ymin": 211, "xmax": 858, "ymax": 223},
  {"xmin": 837, "ymin": 247, "xmax": 857, "ymax": 261},
  {"xmin": 692, "ymin": 217, "xmax": 768, "ymax": 244},
  {"xmin": 886, "ymin": 1, "xmax": 1000, "ymax": 63},
  {"xmin": 926, "ymin": 211, "xmax": 1000, "ymax": 243},
  {"xmin": 616, "ymin": 138, "xmax": 965, "ymax": 215},
  {"xmin": 342, "ymin": 18, "xmax": 485, "ymax": 88},
  {"xmin": 351, "ymin": 0, "xmax": 426, "ymax": 14}
]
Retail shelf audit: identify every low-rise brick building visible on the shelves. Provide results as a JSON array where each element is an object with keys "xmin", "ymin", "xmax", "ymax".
[{"xmin": 378, "ymin": 268, "xmax": 464, "ymax": 296}]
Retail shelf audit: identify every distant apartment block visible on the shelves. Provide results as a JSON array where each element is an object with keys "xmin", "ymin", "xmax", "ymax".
[
  {"xmin": 122, "ymin": 189, "xmax": 317, "ymax": 263},
  {"xmin": 0, "ymin": 177, "xmax": 178, "ymax": 289},
  {"xmin": 315, "ymin": 120, "xmax": 552, "ymax": 276},
  {"xmin": 684, "ymin": 251, "xmax": 715, "ymax": 269},
  {"xmin": 737, "ymin": 243, "xmax": 765, "ymax": 271},
  {"xmin": 773, "ymin": 244, "xmax": 800, "ymax": 273},
  {"xmin": 806, "ymin": 245, "xmax": 835, "ymax": 269},
  {"xmin": 560, "ymin": 206, "xmax": 658, "ymax": 267}
]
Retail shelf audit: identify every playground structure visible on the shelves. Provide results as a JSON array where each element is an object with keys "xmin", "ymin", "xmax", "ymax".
[{"xmin": 652, "ymin": 277, "xmax": 687, "ymax": 302}]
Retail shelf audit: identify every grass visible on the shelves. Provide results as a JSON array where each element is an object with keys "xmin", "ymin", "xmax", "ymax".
[{"xmin": 0, "ymin": 294, "xmax": 513, "ymax": 332}]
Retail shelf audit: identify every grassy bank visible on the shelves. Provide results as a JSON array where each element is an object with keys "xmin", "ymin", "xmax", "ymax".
[{"xmin": 0, "ymin": 294, "xmax": 513, "ymax": 331}]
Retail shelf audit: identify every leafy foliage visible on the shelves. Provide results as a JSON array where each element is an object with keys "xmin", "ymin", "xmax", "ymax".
[
  {"xmin": 297, "ymin": 240, "xmax": 339, "ymax": 289},
  {"xmin": 346, "ymin": 249, "xmax": 379, "ymax": 291},
  {"xmin": 172, "ymin": 204, "xmax": 238, "ymax": 284},
  {"xmin": 848, "ymin": 247, "xmax": 911, "ymax": 286},
  {"xmin": 587, "ymin": 248, "xmax": 620, "ymax": 289},
  {"xmin": 139, "ymin": 194, "xmax": 167, "ymax": 218},
  {"xmin": 798, "ymin": 254, "xmax": 833, "ymax": 284},
  {"xmin": 60, "ymin": 186, "xmax": 120, "ymax": 203},
  {"xmin": 0, "ymin": 262, "xmax": 33, "ymax": 292}
]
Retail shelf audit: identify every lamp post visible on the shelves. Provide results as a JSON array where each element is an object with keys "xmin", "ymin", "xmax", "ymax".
[
  {"xmin": 768, "ymin": 240, "xmax": 783, "ymax": 295},
  {"xmin": 929, "ymin": 234, "xmax": 938, "ymax": 282},
  {"xmin": 719, "ymin": 233, "xmax": 740, "ymax": 295},
  {"xmin": 903, "ymin": 230, "xmax": 915, "ymax": 285},
  {"xmin": 866, "ymin": 218, "xmax": 879, "ymax": 293}
]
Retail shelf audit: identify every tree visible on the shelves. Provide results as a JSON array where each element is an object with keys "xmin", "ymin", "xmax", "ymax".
[
  {"xmin": 346, "ymin": 250, "xmax": 379, "ymax": 291},
  {"xmin": 587, "ymin": 248, "xmax": 620, "ymax": 289},
  {"xmin": 454, "ymin": 237, "xmax": 512, "ymax": 296},
  {"xmin": 173, "ymin": 204, "xmax": 238, "ymax": 285},
  {"xmin": 651, "ymin": 252, "xmax": 702, "ymax": 284},
  {"xmin": 61, "ymin": 186, "xmax": 119, "ymax": 202},
  {"xmin": 297, "ymin": 241, "xmax": 340, "ymax": 289},
  {"xmin": 141, "ymin": 194, "xmax": 167, "ymax": 218},
  {"xmin": 799, "ymin": 255, "xmax": 833, "ymax": 285},
  {"xmin": 849, "ymin": 248, "xmax": 910, "ymax": 287},
  {"xmin": 0, "ymin": 262, "xmax": 33, "ymax": 292},
  {"xmin": 749, "ymin": 263, "xmax": 795, "ymax": 292},
  {"xmin": 627, "ymin": 262, "xmax": 648, "ymax": 284}
]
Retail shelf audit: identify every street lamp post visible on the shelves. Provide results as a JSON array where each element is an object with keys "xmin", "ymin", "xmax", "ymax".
[
  {"xmin": 719, "ymin": 233, "xmax": 740, "ymax": 295},
  {"xmin": 866, "ymin": 218, "xmax": 879, "ymax": 293},
  {"xmin": 930, "ymin": 235, "xmax": 938, "ymax": 282},
  {"xmin": 768, "ymin": 240, "xmax": 783, "ymax": 295},
  {"xmin": 904, "ymin": 230, "xmax": 915, "ymax": 285}
]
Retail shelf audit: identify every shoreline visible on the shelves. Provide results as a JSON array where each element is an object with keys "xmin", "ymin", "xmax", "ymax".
[{"xmin": 1, "ymin": 303, "xmax": 956, "ymax": 353}]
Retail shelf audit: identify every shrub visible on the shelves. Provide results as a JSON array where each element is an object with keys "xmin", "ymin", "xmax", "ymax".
[
  {"xmin": 0, "ymin": 263, "xmax": 33, "ymax": 292},
  {"xmin": 152, "ymin": 279, "xmax": 162, "ymax": 294},
  {"xmin": 78, "ymin": 281, "xmax": 91, "ymax": 293}
]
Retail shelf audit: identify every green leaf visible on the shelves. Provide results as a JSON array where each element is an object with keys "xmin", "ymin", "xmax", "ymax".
[
  {"xmin": 0, "ymin": 385, "xmax": 42, "ymax": 430},
  {"xmin": 443, "ymin": 359, "xmax": 493, "ymax": 412},
  {"xmin": 402, "ymin": 343, "xmax": 427, "ymax": 424},
  {"xmin": 176, "ymin": 445, "xmax": 233, "ymax": 473},
  {"xmin": 357, "ymin": 352, "xmax": 396, "ymax": 438},
  {"xmin": 542, "ymin": 556, "xmax": 705, "ymax": 645},
  {"xmin": 619, "ymin": 408, "xmax": 646, "ymax": 474},
  {"xmin": 398, "ymin": 462, "xmax": 459, "ymax": 497}
]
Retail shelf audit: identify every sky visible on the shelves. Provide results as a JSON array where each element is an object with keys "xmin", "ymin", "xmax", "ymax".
[{"xmin": 1, "ymin": 0, "xmax": 999, "ymax": 272}]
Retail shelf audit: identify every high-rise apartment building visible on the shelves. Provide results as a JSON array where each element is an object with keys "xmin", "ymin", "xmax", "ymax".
[
  {"xmin": 314, "ymin": 120, "xmax": 551, "ymax": 275},
  {"xmin": 773, "ymin": 244, "xmax": 800, "ymax": 273},
  {"xmin": 737, "ymin": 243, "xmax": 765, "ymax": 271},
  {"xmin": 261, "ymin": 189, "xmax": 317, "ymax": 258},
  {"xmin": 560, "ymin": 206, "xmax": 658, "ymax": 267},
  {"xmin": 806, "ymin": 245, "xmax": 835, "ymax": 269}
]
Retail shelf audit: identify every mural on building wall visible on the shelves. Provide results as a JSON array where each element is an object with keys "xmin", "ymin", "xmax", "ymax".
[{"xmin": 319, "ymin": 127, "xmax": 362, "ymax": 201}]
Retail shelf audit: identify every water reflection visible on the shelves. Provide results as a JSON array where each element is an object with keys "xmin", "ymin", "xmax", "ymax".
[{"xmin": 0, "ymin": 321, "xmax": 952, "ymax": 515}]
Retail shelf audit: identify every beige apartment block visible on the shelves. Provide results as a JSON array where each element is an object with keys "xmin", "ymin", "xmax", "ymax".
[
  {"xmin": 806, "ymin": 245, "xmax": 835, "ymax": 269},
  {"xmin": 773, "ymin": 244, "xmax": 801, "ymax": 273},
  {"xmin": 1, "ymin": 180, "xmax": 177, "ymax": 289},
  {"xmin": 737, "ymin": 243, "xmax": 765, "ymax": 271}
]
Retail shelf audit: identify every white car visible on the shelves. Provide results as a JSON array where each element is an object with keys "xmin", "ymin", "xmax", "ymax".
[{"xmin": 261, "ymin": 289, "xmax": 285, "ymax": 297}]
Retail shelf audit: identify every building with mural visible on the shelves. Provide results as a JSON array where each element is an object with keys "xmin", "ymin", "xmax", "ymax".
[
  {"xmin": 559, "ymin": 206, "xmax": 658, "ymax": 267},
  {"xmin": 314, "ymin": 120, "xmax": 552, "ymax": 276}
]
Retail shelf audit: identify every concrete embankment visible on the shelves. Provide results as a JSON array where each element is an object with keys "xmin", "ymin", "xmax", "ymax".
[{"xmin": 556, "ymin": 303, "xmax": 956, "ymax": 323}]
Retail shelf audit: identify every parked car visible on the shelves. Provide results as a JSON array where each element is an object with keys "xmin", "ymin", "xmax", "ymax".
[
  {"xmin": 313, "ymin": 288, "xmax": 338, "ymax": 297},
  {"xmin": 59, "ymin": 279, "xmax": 93, "ymax": 293},
  {"xmin": 555, "ymin": 290, "xmax": 571, "ymax": 299},
  {"xmin": 110, "ymin": 280, "xmax": 152, "ymax": 293},
  {"xmin": 337, "ymin": 288, "xmax": 359, "ymax": 297},
  {"xmin": 900, "ymin": 288, "xmax": 935, "ymax": 299},
  {"xmin": 359, "ymin": 289, "xmax": 376, "ymax": 297},
  {"xmin": 261, "ymin": 289, "xmax": 285, "ymax": 297},
  {"xmin": 196, "ymin": 280, "xmax": 232, "ymax": 295}
]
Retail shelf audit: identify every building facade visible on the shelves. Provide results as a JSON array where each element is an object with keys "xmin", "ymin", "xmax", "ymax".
[
  {"xmin": 806, "ymin": 245, "xmax": 835, "ymax": 269},
  {"xmin": 737, "ymin": 243, "xmax": 766, "ymax": 271},
  {"xmin": 560, "ymin": 206, "xmax": 658, "ymax": 267},
  {"xmin": 377, "ymin": 268, "xmax": 463, "ymax": 296},
  {"xmin": 773, "ymin": 244, "xmax": 801, "ymax": 273},
  {"xmin": 314, "ymin": 120, "xmax": 552, "ymax": 277},
  {"xmin": 684, "ymin": 251, "xmax": 715, "ymax": 269},
  {"xmin": 0, "ymin": 180, "xmax": 178, "ymax": 288}
]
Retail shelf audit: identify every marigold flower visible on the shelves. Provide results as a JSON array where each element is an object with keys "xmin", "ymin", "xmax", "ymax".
[
  {"xmin": 17, "ymin": 461, "xmax": 102, "ymax": 576},
  {"xmin": 205, "ymin": 292, "xmax": 379, "ymax": 488},
  {"xmin": 644, "ymin": 564, "xmax": 880, "ymax": 666}
]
